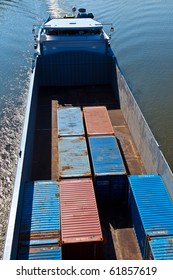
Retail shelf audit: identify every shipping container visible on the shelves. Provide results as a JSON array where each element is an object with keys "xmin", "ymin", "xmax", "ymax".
[
  {"xmin": 88, "ymin": 136, "xmax": 127, "ymax": 203},
  {"xmin": 17, "ymin": 244, "xmax": 62, "ymax": 260},
  {"xmin": 60, "ymin": 178, "xmax": 103, "ymax": 259},
  {"xmin": 58, "ymin": 106, "xmax": 84, "ymax": 137},
  {"xmin": 17, "ymin": 180, "xmax": 61, "ymax": 260},
  {"xmin": 58, "ymin": 136, "xmax": 91, "ymax": 179},
  {"xmin": 83, "ymin": 106, "xmax": 114, "ymax": 136},
  {"xmin": 128, "ymin": 174, "xmax": 173, "ymax": 259},
  {"xmin": 147, "ymin": 236, "xmax": 173, "ymax": 260}
]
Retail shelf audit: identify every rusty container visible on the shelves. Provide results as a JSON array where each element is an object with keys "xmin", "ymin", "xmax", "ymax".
[
  {"xmin": 17, "ymin": 244, "xmax": 62, "ymax": 260},
  {"xmin": 58, "ymin": 136, "xmax": 91, "ymax": 179},
  {"xmin": 58, "ymin": 106, "xmax": 84, "ymax": 137},
  {"xmin": 83, "ymin": 106, "xmax": 114, "ymax": 136},
  {"xmin": 17, "ymin": 180, "xmax": 61, "ymax": 260},
  {"xmin": 60, "ymin": 178, "xmax": 103, "ymax": 259}
]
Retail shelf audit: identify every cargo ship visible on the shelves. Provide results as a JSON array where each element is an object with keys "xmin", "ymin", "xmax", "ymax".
[{"xmin": 3, "ymin": 8, "xmax": 173, "ymax": 260}]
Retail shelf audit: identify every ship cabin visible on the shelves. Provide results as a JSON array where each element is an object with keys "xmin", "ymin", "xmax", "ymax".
[{"xmin": 38, "ymin": 15, "xmax": 110, "ymax": 55}]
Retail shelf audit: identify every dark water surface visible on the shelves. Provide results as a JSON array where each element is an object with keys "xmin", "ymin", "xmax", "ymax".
[{"xmin": 0, "ymin": 0, "xmax": 173, "ymax": 258}]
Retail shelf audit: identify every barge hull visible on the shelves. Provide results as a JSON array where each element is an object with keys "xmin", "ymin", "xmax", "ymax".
[{"xmin": 3, "ymin": 45, "xmax": 173, "ymax": 260}]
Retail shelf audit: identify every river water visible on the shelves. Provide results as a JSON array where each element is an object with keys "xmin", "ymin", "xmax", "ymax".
[{"xmin": 0, "ymin": 0, "xmax": 173, "ymax": 259}]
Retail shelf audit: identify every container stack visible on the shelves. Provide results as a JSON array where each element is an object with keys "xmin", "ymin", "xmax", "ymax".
[
  {"xmin": 17, "ymin": 180, "xmax": 61, "ymax": 260},
  {"xmin": 83, "ymin": 106, "xmax": 127, "ymax": 204},
  {"xmin": 57, "ymin": 107, "xmax": 91, "ymax": 179},
  {"xmin": 57, "ymin": 106, "xmax": 103, "ymax": 259},
  {"xmin": 128, "ymin": 174, "xmax": 173, "ymax": 259},
  {"xmin": 88, "ymin": 136, "xmax": 127, "ymax": 203}
]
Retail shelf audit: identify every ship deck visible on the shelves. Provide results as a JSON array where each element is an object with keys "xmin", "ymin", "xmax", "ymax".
[{"xmin": 31, "ymin": 84, "xmax": 145, "ymax": 260}]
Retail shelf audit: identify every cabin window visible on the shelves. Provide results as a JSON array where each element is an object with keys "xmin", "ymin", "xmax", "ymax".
[{"xmin": 44, "ymin": 29, "xmax": 102, "ymax": 36}]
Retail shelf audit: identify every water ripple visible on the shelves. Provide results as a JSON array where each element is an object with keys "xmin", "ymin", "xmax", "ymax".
[{"xmin": 0, "ymin": 0, "xmax": 48, "ymax": 259}]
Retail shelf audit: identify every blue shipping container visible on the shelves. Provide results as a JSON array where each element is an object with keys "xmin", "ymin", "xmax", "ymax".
[
  {"xmin": 128, "ymin": 174, "xmax": 173, "ymax": 259},
  {"xmin": 18, "ymin": 180, "xmax": 61, "ymax": 260},
  {"xmin": 57, "ymin": 107, "xmax": 84, "ymax": 136},
  {"xmin": 88, "ymin": 136, "xmax": 127, "ymax": 203},
  {"xmin": 147, "ymin": 236, "xmax": 173, "ymax": 260},
  {"xmin": 17, "ymin": 245, "xmax": 62, "ymax": 260},
  {"xmin": 58, "ymin": 136, "xmax": 91, "ymax": 178}
]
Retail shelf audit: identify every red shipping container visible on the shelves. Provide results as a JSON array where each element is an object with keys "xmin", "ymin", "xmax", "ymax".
[
  {"xmin": 83, "ymin": 106, "xmax": 114, "ymax": 136},
  {"xmin": 60, "ymin": 178, "xmax": 103, "ymax": 259}
]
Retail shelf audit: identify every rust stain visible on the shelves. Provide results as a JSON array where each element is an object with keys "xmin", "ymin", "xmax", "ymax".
[
  {"xmin": 20, "ymin": 230, "xmax": 60, "ymax": 241},
  {"xmin": 26, "ymin": 244, "xmax": 61, "ymax": 254},
  {"xmin": 168, "ymin": 238, "xmax": 173, "ymax": 246},
  {"xmin": 62, "ymin": 166, "xmax": 71, "ymax": 171},
  {"xmin": 83, "ymin": 172, "xmax": 92, "ymax": 177},
  {"xmin": 51, "ymin": 100, "xmax": 59, "ymax": 180},
  {"xmin": 72, "ymin": 136, "xmax": 85, "ymax": 143},
  {"xmin": 146, "ymin": 234, "xmax": 151, "ymax": 241}
]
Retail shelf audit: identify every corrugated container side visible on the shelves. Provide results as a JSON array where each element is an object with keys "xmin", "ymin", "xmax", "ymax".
[
  {"xmin": 17, "ymin": 245, "xmax": 62, "ymax": 260},
  {"xmin": 58, "ymin": 136, "xmax": 91, "ymax": 179},
  {"xmin": 17, "ymin": 180, "xmax": 61, "ymax": 260},
  {"xmin": 129, "ymin": 187, "xmax": 146, "ymax": 257},
  {"xmin": 147, "ymin": 236, "xmax": 173, "ymax": 260},
  {"xmin": 88, "ymin": 136, "xmax": 127, "ymax": 203},
  {"xmin": 60, "ymin": 178, "xmax": 103, "ymax": 260},
  {"xmin": 128, "ymin": 174, "xmax": 173, "ymax": 259},
  {"xmin": 58, "ymin": 107, "xmax": 84, "ymax": 137},
  {"xmin": 83, "ymin": 106, "xmax": 114, "ymax": 136}
]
